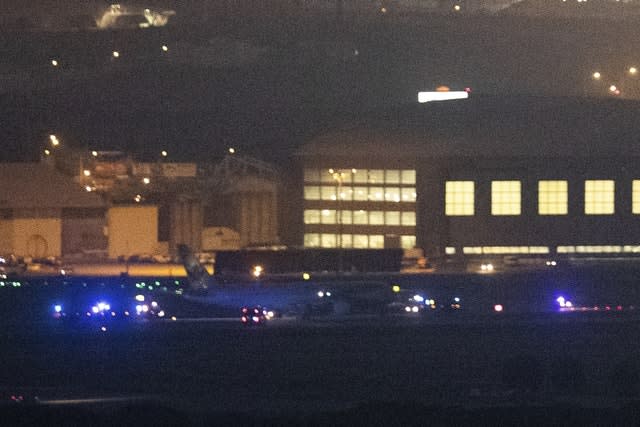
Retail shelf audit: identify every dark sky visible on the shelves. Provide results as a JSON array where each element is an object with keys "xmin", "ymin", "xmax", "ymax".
[{"xmin": 2, "ymin": 3, "xmax": 640, "ymax": 162}]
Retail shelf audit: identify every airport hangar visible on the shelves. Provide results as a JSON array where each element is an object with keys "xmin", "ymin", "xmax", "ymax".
[{"xmin": 289, "ymin": 95, "xmax": 640, "ymax": 267}]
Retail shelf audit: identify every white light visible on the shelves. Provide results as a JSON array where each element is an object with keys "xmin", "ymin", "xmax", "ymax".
[
  {"xmin": 252, "ymin": 316, "xmax": 260, "ymax": 323},
  {"xmin": 91, "ymin": 150, "xmax": 98, "ymax": 157},
  {"xmin": 454, "ymin": 297, "xmax": 460, "ymax": 302},
  {"xmin": 453, "ymin": 4, "xmax": 461, "ymax": 11},
  {"xmin": 51, "ymin": 59, "xmax": 59, "ymax": 67},
  {"xmin": 142, "ymin": 177, "xmax": 150, "ymax": 185},
  {"xmin": 97, "ymin": 302, "xmax": 106, "ymax": 311},
  {"xmin": 630, "ymin": 67, "xmax": 637, "ymax": 75},
  {"xmin": 135, "ymin": 304, "xmax": 143, "ymax": 313},
  {"xmin": 161, "ymin": 45, "xmax": 169, "ymax": 52},
  {"xmin": 161, "ymin": 150, "xmax": 168, "ymax": 157},
  {"xmin": 413, "ymin": 295, "xmax": 424, "ymax": 303},
  {"xmin": 101, "ymin": 326, "xmax": 107, "ymax": 332},
  {"xmin": 494, "ymin": 304, "xmax": 503, "ymax": 312},
  {"xmin": 104, "ymin": 304, "xmax": 110, "ymax": 311},
  {"xmin": 317, "ymin": 291, "xmax": 325, "ymax": 298},
  {"xmin": 83, "ymin": 169, "xmax": 91, "ymax": 177},
  {"xmin": 592, "ymin": 71, "xmax": 601, "ymax": 80},
  {"xmin": 54, "ymin": 305, "xmax": 62, "ymax": 313},
  {"xmin": 418, "ymin": 91, "xmax": 469, "ymax": 103},
  {"xmin": 326, "ymin": 291, "xmax": 331, "ymax": 297},
  {"xmin": 158, "ymin": 310, "xmax": 165, "ymax": 317},
  {"xmin": 609, "ymin": 84, "xmax": 617, "ymax": 92},
  {"xmin": 85, "ymin": 186, "xmax": 92, "ymax": 192},
  {"xmin": 135, "ymin": 294, "xmax": 145, "ymax": 302},
  {"xmin": 228, "ymin": 147, "xmax": 235, "ymax": 154},
  {"xmin": 565, "ymin": 301, "xmax": 573, "ymax": 308},
  {"xmin": 44, "ymin": 149, "xmax": 51, "ymax": 156},
  {"xmin": 151, "ymin": 301, "xmax": 158, "ymax": 308},
  {"xmin": 112, "ymin": 51, "xmax": 120, "ymax": 58},
  {"xmin": 142, "ymin": 304, "xmax": 149, "ymax": 312},
  {"xmin": 92, "ymin": 306, "xmax": 99, "ymax": 313},
  {"xmin": 267, "ymin": 311, "xmax": 274, "ymax": 318},
  {"xmin": 405, "ymin": 306, "xmax": 411, "ymax": 312},
  {"xmin": 411, "ymin": 306, "xmax": 419, "ymax": 313}
]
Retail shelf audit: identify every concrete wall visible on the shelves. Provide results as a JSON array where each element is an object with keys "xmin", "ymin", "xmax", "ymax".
[
  {"xmin": 108, "ymin": 206, "xmax": 158, "ymax": 258},
  {"xmin": 13, "ymin": 218, "xmax": 62, "ymax": 257}
]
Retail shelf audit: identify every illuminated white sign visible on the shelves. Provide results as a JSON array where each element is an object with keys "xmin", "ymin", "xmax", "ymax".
[{"xmin": 418, "ymin": 91, "xmax": 469, "ymax": 103}]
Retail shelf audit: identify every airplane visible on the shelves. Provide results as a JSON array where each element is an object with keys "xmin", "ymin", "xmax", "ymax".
[{"xmin": 178, "ymin": 245, "xmax": 396, "ymax": 319}]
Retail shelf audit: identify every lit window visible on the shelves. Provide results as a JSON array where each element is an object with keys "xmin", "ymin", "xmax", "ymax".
[
  {"xmin": 385, "ymin": 211, "xmax": 401, "ymax": 225},
  {"xmin": 304, "ymin": 186, "xmax": 320, "ymax": 200},
  {"xmin": 557, "ymin": 246, "xmax": 575, "ymax": 253},
  {"xmin": 321, "ymin": 186, "xmax": 337, "ymax": 200},
  {"xmin": 445, "ymin": 247, "xmax": 456, "ymax": 255},
  {"xmin": 401, "ymin": 188, "xmax": 417, "ymax": 202},
  {"xmin": 304, "ymin": 169, "xmax": 320, "ymax": 182},
  {"xmin": 321, "ymin": 234, "xmax": 336, "ymax": 248},
  {"xmin": 400, "ymin": 236, "xmax": 416, "ymax": 249},
  {"xmin": 353, "ymin": 187, "xmax": 368, "ymax": 201},
  {"xmin": 401, "ymin": 211, "xmax": 416, "ymax": 226},
  {"xmin": 353, "ymin": 235, "xmax": 368, "ymax": 248},
  {"xmin": 320, "ymin": 209, "xmax": 336, "ymax": 224},
  {"xmin": 353, "ymin": 170, "xmax": 367, "ymax": 183},
  {"xmin": 491, "ymin": 181, "xmax": 521, "ymax": 216},
  {"xmin": 633, "ymin": 180, "xmax": 640, "ymax": 214},
  {"xmin": 353, "ymin": 210, "xmax": 368, "ymax": 225},
  {"xmin": 445, "ymin": 181, "xmax": 474, "ymax": 216},
  {"xmin": 340, "ymin": 210, "xmax": 352, "ymax": 224},
  {"xmin": 339, "ymin": 188, "xmax": 353, "ymax": 201},
  {"xmin": 368, "ymin": 170, "xmax": 384, "ymax": 184},
  {"xmin": 370, "ymin": 211, "xmax": 384, "ymax": 225},
  {"xmin": 463, "ymin": 247, "xmax": 482, "ymax": 254},
  {"xmin": 584, "ymin": 180, "xmax": 615, "ymax": 215},
  {"xmin": 385, "ymin": 188, "xmax": 401, "ymax": 202},
  {"xmin": 340, "ymin": 235, "xmax": 353, "ymax": 248},
  {"xmin": 480, "ymin": 246, "xmax": 549, "ymax": 254},
  {"xmin": 538, "ymin": 180, "xmax": 568, "ymax": 215},
  {"xmin": 321, "ymin": 171, "xmax": 335, "ymax": 183},
  {"xmin": 304, "ymin": 210, "xmax": 320, "ymax": 224},
  {"xmin": 304, "ymin": 234, "xmax": 320, "ymax": 247},
  {"xmin": 576, "ymin": 245, "xmax": 622, "ymax": 253},
  {"xmin": 385, "ymin": 170, "xmax": 401, "ymax": 184},
  {"xmin": 369, "ymin": 235, "xmax": 384, "ymax": 248},
  {"xmin": 368, "ymin": 187, "xmax": 384, "ymax": 201},
  {"xmin": 401, "ymin": 170, "xmax": 416, "ymax": 184}
]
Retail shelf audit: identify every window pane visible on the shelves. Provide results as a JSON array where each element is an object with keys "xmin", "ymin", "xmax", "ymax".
[
  {"xmin": 585, "ymin": 180, "xmax": 615, "ymax": 215},
  {"xmin": 369, "ymin": 211, "xmax": 384, "ymax": 225},
  {"xmin": 353, "ymin": 210, "xmax": 368, "ymax": 225},
  {"xmin": 633, "ymin": 180, "xmax": 640, "ymax": 214},
  {"xmin": 353, "ymin": 186, "xmax": 368, "ymax": 201},
  {"xmin": 353, "ymin": 169, "xmax": 367, "ymax": 183},
  {"xmin": 401, "ymin": 211, "xmax": 416, "ymax": 226},
  {"xmin": 304, "ymin": 233, "xmax": 320, "ymax": 247},
  {"xmin": 385, "ymin": 187, "xmax": 401, "ymax": 202},
  {"xmin": 304, "ymin": 186, "xmax": 320, "ymax": 200},
  {"xmin": 401, "ymin": 170, "xmax": 416, "ymax": 185},
  {"xmin": 385, "ymin": 211, "xmax": 401, "ymax": 225},
  {"xmin": 338, "ymin": 186, "xmax": 352, "ymax": 201},
  {"xmin": 385, "ymin": 170, "xmax": 401, "ymax": 184},
  {"xmin": 321, "ymin": 170, "xmax": 335, "ymax": 183},
  {"xmin": 368, "ymin": 170, "xmax": 384, "ymax": 184},
  {"xmin": 491, "ymin": 181, "xmax": 521, "ymax": 215},
  {"xmin": 401, "ymin": 187, "xmax": 417, "ymax": 202},
  {"xmin": 340, "ymin": 210, "xmax": 352, "ymax": 225},
  {"xmin": 304, "ymin": 169, "xmax": 320, "ymax": 183},
  {"xmin": 320, "ymin": 209, "xmax": 336, "ymax": 224},
  {"xmin": 321, "ymin": 234, "xmax": 336, "ymax": 248},
  {"xmin": 445, "ymin": 181, "xmax": 474, "ymax": 216},
  {"xmin": 340, "ymin": 234, "xmax": 353, "ymax": 248},
  {"xmin": 368, "ymin": 187, "xmax": 384, "ymax": 202},
  {"xmin": 538, "ymin": 180, "xmax": 568, "ymax": 215},
  {"xmin": 353, "ymin": 235, "xmax": 368, "ymax": 248},
  {"xmin": 369, "ymin": 235, "xmax": 384, "ymax": 248},
  {"xmin": 400, "ymin": 236, "xmax": 416, "ymax": 249},
  {"xmin": 321, "ymin": 186, "xmax": 337, "ymax": 200},
  {"xmin": 304, "ymin": 210, "xmax": 320, "ymax": 224}
]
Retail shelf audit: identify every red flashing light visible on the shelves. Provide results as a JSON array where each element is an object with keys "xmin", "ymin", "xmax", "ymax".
[
  {"xmin": 242, "ymin": 307, "xmax": 248, "ymax": 314},
  {"xmin": 605, "ymin": 306, "xmax": 611, "ymax": 311},
  {"xmin": 464, "ymin": 87, "xmax": 472, "ymax": 93},
  {"xmin": 617, "ymin": 305, "xmax": 623, "ymax": 311}
]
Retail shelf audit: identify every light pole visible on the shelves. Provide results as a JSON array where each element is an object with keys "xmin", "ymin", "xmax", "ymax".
[{"xmin": 329, "ymin": 168, "xmax": 356, "ymax": 273}]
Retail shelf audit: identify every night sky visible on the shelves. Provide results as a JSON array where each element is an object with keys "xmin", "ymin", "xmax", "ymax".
[{"xmin": 2, "ymin": 1, "xmax": 640, "ymax": 163}]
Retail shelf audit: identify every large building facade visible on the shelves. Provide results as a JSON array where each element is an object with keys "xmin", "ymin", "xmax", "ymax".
[{"xmin": 293, "ymin": 96, "xmax": 640, "ymax": 262}]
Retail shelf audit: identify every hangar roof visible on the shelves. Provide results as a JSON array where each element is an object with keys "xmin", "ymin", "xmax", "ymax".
[
  {"xmin": 297, "ymin": 96, "xmax": 640, "ymax": 159},
  {"xmin": 0, "ymin": 163, "xmax": 105, "ymax": 209}
]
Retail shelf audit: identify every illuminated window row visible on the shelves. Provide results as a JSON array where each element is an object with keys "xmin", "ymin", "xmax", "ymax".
[
  {"xmin": 462, "ymin": 246, "xmax": 550, "ymax": 255},
  {"xmin": 304, "ymin": 209, "xmax": 416, "ymax": 226},
  {"xmin": 304, "ymin": 186, "xmax": 416, "ymax": 202},
  {"xmin": 445, "ymin": 179, "xmax": 640, "ymax": 216},
  {"xmin": 304, "ymin": 234, "xmax": 416, "ymax": 249},
  {"xmin": 304, "ymin": 169, "xmax": 416, "ymax": 185}
]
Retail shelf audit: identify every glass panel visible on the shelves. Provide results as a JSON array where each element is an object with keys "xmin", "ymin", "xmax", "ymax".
[
  {"xmin": 353, "ymin": 234, "xmax": 368, "ymax": 248},
  {"xmin": 369, "ymin": 211, "xmax": 384, "ymax": 225},
  {"xmin": 353, "ymin": 210, "xmax": 368, "ymax": 225},
  {"xmin": 401, "ymin": 211, "xmax": 416, "ymax": 226},
  {"xmin": 368, "ymin": 170, "xmax": 384, "ymax": 184},
  {"xmin": 491, "ymin": 181, "xmax": 521, "ymax": 215},
  {"xmin": 401, "ymin": 170, "xmax": 416, "ymax": 184},
  {"xmin": 353, "ymin": 169, "xmax": 367, "ymax": 183},
  {"xmin": 584, "ymin": 180, "xmax": 615, "ymax": 215},
  {"xmin": 385, "ymin": 211, "xmax": 401, "ymax": 225},
  {"xmin": 321, "ymin": 170, "xmax": 335, "ymax": 183},
  {"xmin": 304, "ymin": 233, "xmax": 320, "ymax": 247},
  {"xmin": 538, "ymin": 180, "xmax": 568, "ymax": 215},
  {"xmin": 353, "ymin": 186, "xmax": 368, "ymax": 201},
  {"xmin": 400, "ymin": 236, "xmax": 416, "ymax": 249},
  {"xmin": 368, "ymin": 187, "xmax": 384, "ymax": 202},
  {"xmin": 445, "ymin": 181, "xmax": 474, "ymax": 216},
  {"xmin": 304, "ymin": 186, "xmax": 320, "ymax": 200},
  {"xmin": 633, "ymin": 180, "xmax": 640, "ymax": 214},
  {"xmin": 340, "ymin": 210, "xmax": 352, "ymax": 224},
  {"xmin": 385, "ymin": 170, "xmax": 401, "ymax": 184},
  {"xmin": 304, "ymin": 210, "xmax": 320, "ymax": 224},
  {"xmin": 385, "ymin": 187, "xmax": 401, "ymax": 202},
  {"xmin": 369, "ymin": 235, "xmax": 384, "ymax": 248},
  {"xmin": 338, "ymin": 186, "xmax": 352, "ymax": 201},
  {"xmin": 445, "ymin": 247, "xmax": 456, "ymax": 255},
  {"xmin": 321, "ymin": 186, "xmax": 337, "ymax": 200},
  {"xmin": 320, "ymin": 209, "xmax": 336, "ymax": 224},
  {"xmin": 321, "ymin": 234, "xmax": 336, "ymax": 248},
  {"xmin": 401, "ymin": 187, "xmax": 417, "ymax": 202},
  {"xmin": 340, "ymin": 234, "xmax": 353, "ymax": 248}
]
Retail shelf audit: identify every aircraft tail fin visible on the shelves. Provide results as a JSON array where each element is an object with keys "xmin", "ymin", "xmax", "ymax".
[{"xmin": 178, "ymin": 244, "xmax": 211, "ymax": 290}]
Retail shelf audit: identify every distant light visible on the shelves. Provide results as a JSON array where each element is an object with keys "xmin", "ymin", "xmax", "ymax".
[
  {"xmin": 54, "ymin": 304, "xmax": 62, "ymax": 313},
  {"xmin": 135, "ymin": 294, "xmax": 145, "ymax": 302},
  {"xmin": 494, "ymin": 304, "xmax": 503, "ymax": 312},
  {"xmin": 91, "ymin": 306, "xmax": 99, "ymax": 314},
  {"xmin": 134, "ymin": 194, "xmax": 142, "ymax": 203},
  {"xmin": 83, "ymin": 169, "xmax": 91, "ymax": 177},
  {"xmin": 142, "ymin": 304, "xmax": 149, "ymax": 312},
  {"xmin": 317, "ymin": 291, "xmax": 325, "ymax": 298},
  {"xmin": 556, "ymin": 296, "xmax": 566, "ymax": 306},
  {"xmin": 302, "ymin": 272, "xmax": 310, "ymax": 280},
  {"xmin": 151, "ymin": 301, "xmax": 158, "ymax": 308},
  {"xmin": 413, "ymin": 294, "xmax": 424, "ymax": 303},
  {"xmin": 404, "ymin": 306, "xmax": 411, "ymax": 312},
  {"xmin": 629, "ymin": 67, "xmax": 638, "ymax": 75},
  {"xmin": 436, "ymin": 85, "xmax": 450, "ymax": 92},
  {"xmin": 49, "ymin": 134, "xmax": 59, "ymax": 146},
  {"xmin": 411, "ymin": 306, "xmax": 419, "ymax": 313},
  {"xmin": 112, "ymin": 51, "xmax": 120, "ymax": 58},
  {"xmin": 418, "ymin": 91, "xmax": 469, "ymax": 103},
  {"xmin": 101, "ymin": 326, "xmax": 107, "ymax": 332},
  {"xmin": 85, "ymin": 185, "xmax": 92, "ymax": 192},
  {"xmin": 252, "ymin": 316, "xmax": 260, "ymax": 323},
  {"xmin": 565, "ymin": 301, "xmax": 573, "ymax": 308},
  {"xmin": 351, "ymin": 168, "xmax": 357, "ymax": 174},
  {"xmin": 609, "ymin": 84, "xmax": 617, "ymax": 92},
  {"xmin": 326, "ymin": 291, "xmax": 331, "ymax": 297},
  {"xmin": 392, "ymin": 285, "xmax": 401, "ymax": 293},
  {"xmin": 161, "ymin": 45, "xmax": 169, "ymax": 52},
  {"xmin": 142, "ymin": 177, "xmax": 150, "ymax": 185},
  {"xmin": 454, "ymin": 297, "xmax": 460, "ymax": 303},
  {"xmin": 158, "ymin": 310, "xmax": 165, "ymax": 317},
  {"xmin": 464, "ymin": 87, "xmax": 472, "ymax": 93},
  {"xmin": 135, "ymin": 304, "xmax": 143, "ymax": 314},
  {"xmin": 267, "ymin": 311, "xmax": 274, "ymax": 318},
  {"xmin": 328, "ymin": 168, "xmax": 334, "ymax": 174},
  {"xmin": 228, "ymin": 147, "xmax": 235, "ymax": 154},
  {"xmin": 614, "ymin": 89, "xmax": 621, "ymax": 96},
  {"xmin": 380, "ymin": 7, "xmax": 387, "ymax": 13},
  {"xmin": 91, "ymin": 150, "xmax": 98, "ymax": 157},
  {"xmin": 428, "ymin": 299, "xmax": 435, "ymax": 306},
  {"xmin": 252, "ymin": 265, "xmax": 263, "ymax": 278},
  {"xmin": 453, "ymin": 4, "xmax": 461, "ymax": 11},
  {"xmin": 161, "ymin": 150, "xmax": 168, "ymax": 157},
  {"xmin": 44, "ymin": 149, "xmax": 51, "ymax": 156},
  {"xmin": 171, "ymin": 316, "xmax": 177, "ymax": 321},
  {"xmin": 51, "ymin": 59, "xmax": 59, "ymax": 67},
  {"xmin": 592, "ymin": 72, "xmax": 601, "ymax": 80}
]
